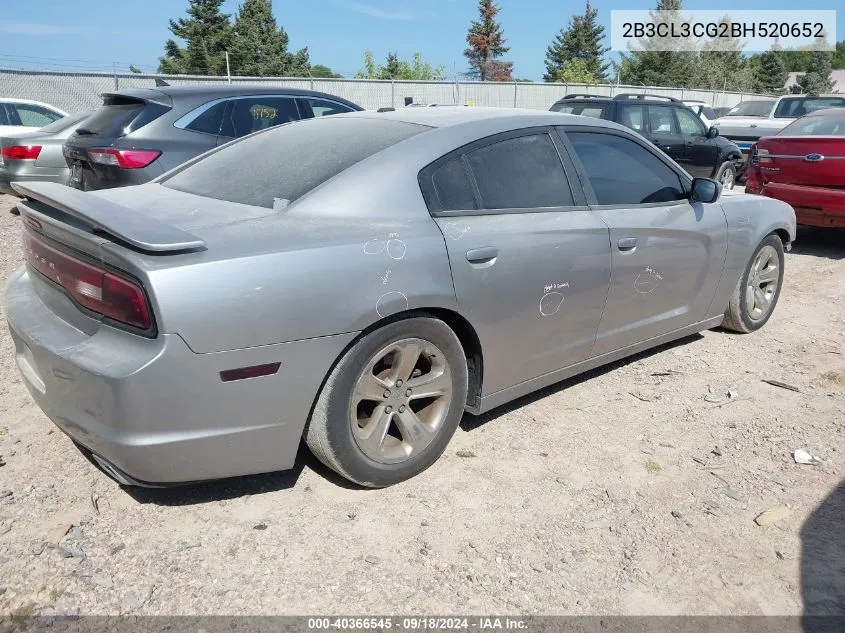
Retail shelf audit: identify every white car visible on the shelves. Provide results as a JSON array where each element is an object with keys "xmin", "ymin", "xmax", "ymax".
[
  {"xmin": 683, "ymin": 100, "xmax": 719, "ymax": 128},
  {"xmin": 0, "ymin": 99, "xmax": 67, "ymax": 136},
  {"xmin": 712, "ymin": 94, "xmax": 845, "ymax": 153}
]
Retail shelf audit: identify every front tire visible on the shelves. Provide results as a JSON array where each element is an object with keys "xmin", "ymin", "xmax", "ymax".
[
  {"xmin": 715, "ymin": 161, "xmax": 737, "ymax": 189},
  {"xmin": 722, "ymin": 234, "xmax": 785, "ymax": 333},
  {"xmin": 304, "ymin": 316, "xmax": 468, "ymax": 487}
]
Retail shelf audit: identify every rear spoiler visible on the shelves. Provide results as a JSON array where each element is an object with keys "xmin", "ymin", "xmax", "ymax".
[{"xmin": 11, "ymin": 181, "xmax": 206, "ymax": 253}]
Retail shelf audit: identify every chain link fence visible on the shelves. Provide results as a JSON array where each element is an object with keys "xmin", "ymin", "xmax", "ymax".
[{"xmin": 1, "ymin": 68, "xmax": 768, "ymax": 114}]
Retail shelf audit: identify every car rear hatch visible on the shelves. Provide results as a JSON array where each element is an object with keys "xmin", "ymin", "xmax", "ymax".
[
  {"xmin": 63, "ymin": 91, "xmax": 172, "ymax": 190},
  {"xmin": 756, "ymin": 137, "xmax": 845, "ymax": 188}
]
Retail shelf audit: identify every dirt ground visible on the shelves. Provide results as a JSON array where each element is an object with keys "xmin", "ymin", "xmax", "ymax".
[{"xmin": 0, "ymin": 192, "xmax": 842, "ymax": 617}]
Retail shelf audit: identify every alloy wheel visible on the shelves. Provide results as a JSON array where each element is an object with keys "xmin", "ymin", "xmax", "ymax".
[{"xmin": 745, "ymin": 245, "xmax": 780, "ymax": 321}]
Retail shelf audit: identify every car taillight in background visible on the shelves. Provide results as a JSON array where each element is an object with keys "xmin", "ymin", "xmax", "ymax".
[
  {"xmin": 1, "ymin": 145, "xmax": 42, "ymax": 160},
  {"xmin": 23, "ymin": 232, "xmax": 152, "ymax": 331},
  {"xmin": 745, "ymin": 143, "xmax": 763, "ymax": 194},
  {"xmin": 87, "ymin": 148, "xmax": 161, "ymax": 169}
]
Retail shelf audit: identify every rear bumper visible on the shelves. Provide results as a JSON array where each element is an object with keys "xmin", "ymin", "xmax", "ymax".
[
  {"xmin": 759, "ymin": 182, "xmax": 845, "ymax": 228},
  {"xmin": 5, "ymin": 267, "xmax": 356, "ymax": 485},
  {"xmin": 0, "ymin": 170, "xmax": 70, "ymax": 197}
]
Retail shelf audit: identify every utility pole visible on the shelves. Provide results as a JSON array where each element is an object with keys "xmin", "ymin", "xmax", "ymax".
[
  {"xmin": 113, "ymin": 62, "xmax": 118, "ymax": 90},
  {"xmin": 225, "ymin": 51, "xmax": 231, "ymax": 83}
]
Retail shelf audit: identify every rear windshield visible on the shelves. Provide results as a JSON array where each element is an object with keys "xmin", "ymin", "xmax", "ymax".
[
  {"xmin": 701, "ymin": 106, "xmax": 717, "ymax": 120},
  {"xmin": 550, "ymin": 102, "xmax": 608, "ymax": 119},
  {"xmin": 779, "ymin": 112, "xmax": 845, "ymax": 136},
  {"xmin": 37, "ymin": 108, "xmax": 94, "ymax": 135},
  {"xmin": 774, "ymin": 97, "xmax": 845, "ymax": 119},
  {"xmin": 161, "ymin": 117, "xmax": 429, "ymax": 208},
  {"xmin": 725, "ymin": 101, "xmax": 775, "ymax": 117},
  {"xmin": 75, "ymin": 95, "xmax": 169, "ymax": 137}
]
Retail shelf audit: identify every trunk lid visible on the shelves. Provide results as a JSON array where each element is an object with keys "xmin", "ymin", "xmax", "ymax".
[{"xmin": 756, "ymin": 136, "xmax": 845, "ymax": 187}]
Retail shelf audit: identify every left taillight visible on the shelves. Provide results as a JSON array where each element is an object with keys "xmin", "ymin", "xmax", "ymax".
[
  {"xmin": 2, "ymin": 145, "xmax": 42, "ymax": 160},
  {"xmin": 23, "ymin": 232, "xmax": 152, "ymax": 331},
  {"xmin": 87, "ymin": 148, "xmax": 161, "ymax": 169}
]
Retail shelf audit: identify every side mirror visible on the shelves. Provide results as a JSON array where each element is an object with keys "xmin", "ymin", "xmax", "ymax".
[
  {"xmin": 690, "ymin": 178, "xmax": 722, "ymax": 203},
  {"xmin": 707, "ymin": 126, "xmax": 719, "ymax": 139}
]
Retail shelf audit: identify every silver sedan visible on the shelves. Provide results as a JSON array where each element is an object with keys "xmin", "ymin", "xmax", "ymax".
[{"xmin": 5, "ymin": 108, "xmax": 796, "ymax": 488}]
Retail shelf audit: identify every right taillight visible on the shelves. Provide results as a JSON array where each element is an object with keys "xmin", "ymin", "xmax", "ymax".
[
  {"xmin": 2, "ymin": 145, "xmax": 42, "ymax": 160},
  {"xmin": 23, "ymin": 232, "xmax": 152, "ymax": 331},
  {"xmin": 87, "ymin": 148, "xmax": 161, "ymax": 169}
]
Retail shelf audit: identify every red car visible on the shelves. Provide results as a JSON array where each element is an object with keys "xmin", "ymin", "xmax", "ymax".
[{"xmin": 746, "ymin": 108, "xmax": 845, "ymax": 227}]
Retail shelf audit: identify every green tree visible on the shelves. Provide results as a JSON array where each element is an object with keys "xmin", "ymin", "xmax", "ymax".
[
  {"xmin": 158, "ymin": 0, "xmax": 232, "ymax": 75},
  {"xmin": 129, "ymin": 64, "xmax": 143, "ymax": 74},
  {"xmin": 310, "ymin": 64, "xmax": 342, "ymax": 78},
  {"xmin": 355, "ymin": 51, "xmax": 445, "ymax": 80},
  {"xmin": 552, "ymin": 59, "xmax": 600, "ymax": 83},
  {"xmin": 464, "ymin": 0, "xmax": 512, "ymax": 81},
  {"xmin": 615, "ymin": 0, "xmax": 697, "ymax": 88},
  {"xmin": 831, "ymin": 41, "xmax": 845, "ymax": 69},
  {"xmin": 228, "ymin": 0, "xmax": 309, "ymax": 76},
  {"xmin": 753, "ymin": 45, "xmax": 789, "ymax": 95},
  {"xmin": 795, "ymin": 49, "xmax": 835, "ymax": 94},
  {"xmin": 544, "ymin": 1, "xmax": 609, "ymax": 83}
]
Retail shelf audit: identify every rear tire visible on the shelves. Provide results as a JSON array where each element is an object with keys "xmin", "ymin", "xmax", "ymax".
[
  {"xmin": 715, "ymin": 161, "xmax": 737, "ymax": 189},
  {"xmin": 305, "ymin": 316, "xmax": 468, "ymax": 487},
  {"xmin": 723, "ymin": 234, "xmax": 784, "ymax": 333}
]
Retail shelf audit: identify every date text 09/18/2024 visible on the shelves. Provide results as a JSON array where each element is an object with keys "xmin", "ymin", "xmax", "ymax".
[{"xmin": 307, "ymin": 617, "xmax": 528, "ymax": 630}]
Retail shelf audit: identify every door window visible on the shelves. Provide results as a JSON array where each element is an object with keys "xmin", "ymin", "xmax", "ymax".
[
  {"xmin": 306, "ymin": 98, "xmax": 355, "ymax": 117},
  {"xmin": 567, "ymin": 131, "xmax": 686, "ymax": 205},
  {"xmin": 431, "ymin": 157, "xmax": 477, "ymax": 212},
  {"xmin": 619, "ymin": 105, "xmax": 646, "ymax": 133},
  {"xmin": 465, "ymin": 134, "xmax": 574, "ymax": 209},
  {"xmin": 648, "ymin": 105, "xmax": 678, "ymax": 134},
  {"xmin": 13, "ymin": 104, "xmax": 62, "ymax": 127},
  {"xmin": 675, "ymin": 107, "xmax": 706, "ymax": 137},
  {"xmin": 222, "ymin": 97, "xmax": 300, "ymax": 137}
]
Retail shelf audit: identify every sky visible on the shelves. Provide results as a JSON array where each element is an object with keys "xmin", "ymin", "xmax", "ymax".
[{"xmin": 0, "ymin": 0, "xmax": 842, "ymax": 81}]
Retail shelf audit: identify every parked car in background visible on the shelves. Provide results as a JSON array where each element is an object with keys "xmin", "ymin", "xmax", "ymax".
[
  {"xmin": 0, "ymin": 99, "xmax": 67, "ymax": 137},
  {"xmin": 62, "ymin": 85, "xmax": 363, "ymax": 191},
  {"xmin": 712, "ymin": 95, "xmax": 845, "ymax": 153},
  {"xmin": 6, "ymin": 108, "xmax": 795, "ymax": 488},
  {"xmin": 713, "ymin": 106, "xmax": 732, "ymax": 118},
  {"xmin": 683, "ymin": 100, "xmax": 718, "ymax": 127},
  {"xmin": 550, "ymin": 93, "xmax": 744, "ymax": 188},
  {"xmin": 0, "ymin": 109, "xmax": 94, "ymax": 196},
  {"xmin": 746, "ymin": 107, "xmax": 845, "ymax": 228}
]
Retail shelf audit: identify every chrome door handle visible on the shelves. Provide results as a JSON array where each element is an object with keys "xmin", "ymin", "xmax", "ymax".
[
  {"xmin": 618, "ymin": 237, "xmax": 638, "ymax": 252},
  {"xmin": 466, "ymin": 246, "xmax": 498, "ymax": 263}
]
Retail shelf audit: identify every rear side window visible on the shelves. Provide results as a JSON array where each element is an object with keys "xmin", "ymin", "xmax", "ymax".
[
  {"xmin": 567, "ymin": 131, "xmax": 686, "ymax": 205},
  {"xmin": 306, "ymin": 97, "xmax": 355, "ymax": 118},
  {"xmin": 551, "ymin": 103, "xmax": 608, "ymax": 119},
  {"xmin": 701, "ymin": 106, "xmax": 717, "ymax": 120},
  {"xmin": 77, "ymin": 95, "xmax": 169, "ymax": 137},
  {"xmin": 431, "ymin": 158, "xmax": 477, "ymax": 211},
  {"xmin": 221, "ymin": 97, "xmax": 300, "ymax": 137},
  {"xmin": 162, "ymin": 118, "xmax": 428, "ymax": 209},
  {"xmin": 185, "ymin": 101, "xmax": 227, "ymax": 135},
  {"xmin": 14, "ymin": 104, "xmax": 62, "ymax": 127},
  {"xmin": 465, "ymin": 134, "xmax": 573, "ymax": 209}
]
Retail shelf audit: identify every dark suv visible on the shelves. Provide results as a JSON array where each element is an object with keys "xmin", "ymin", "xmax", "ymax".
[
  {"xmin": 63, "ymin": 85, "xmax": 363, "ymax": 191},
  {"xmin": 550, "ymin": 93, "xmax": 744, "ymax": 188}
]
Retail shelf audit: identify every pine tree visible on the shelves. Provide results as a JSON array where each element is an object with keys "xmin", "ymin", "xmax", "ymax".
[
  {"xmin": 158, "ymin": 0, "xmax": 232, "ymax": 75},
  {"xmin": 695, "ymin": 17, "xmax": 751, "ymax": 91},
  {"xmin": 383, "ymin": 53, "xmax": 402, "ymax": 79},
  {"xmin": 615, "ymin": 0, "xmax": 697, "ymax": 88},
  {"xmin": 228, "ymin": 0, "xmax": 309, "ymax": 76},
  {"xmin": 754, "ymin": 45, "xmax": 789, "ymax": 94},
  {"xmin": 544, "ymin": 1, "xmax": 609, "ymax": 83},
  {"xmin": 355, "ymin": 51, "xmax": 445, "ymax": 80},
  {"xmin": 796, "ymin": 49, "xmax": 835, "ymax": 94},
  {"xmin": 464, "ymin": 0, "xmax": 512, "ymax": 81}
]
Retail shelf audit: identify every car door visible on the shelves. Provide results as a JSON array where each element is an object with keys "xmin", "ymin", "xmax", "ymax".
[
  {"xmin": 559, "ymin": 127, "xmax": 728, "ymax": 357},
  {"xmin": 646, "ymin": 104, "xmax": 685, "ymax": 166},
  {"xmin": 674, "ymin": 105, "xmax": 718, "ymax": 178},
  {"xmin": 419, "ymin": 128, "xmax": 612, "ymax": 395},
  {"xmin": 216, "ymin": 95, "xmax": 302, "ymax": 145}
]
